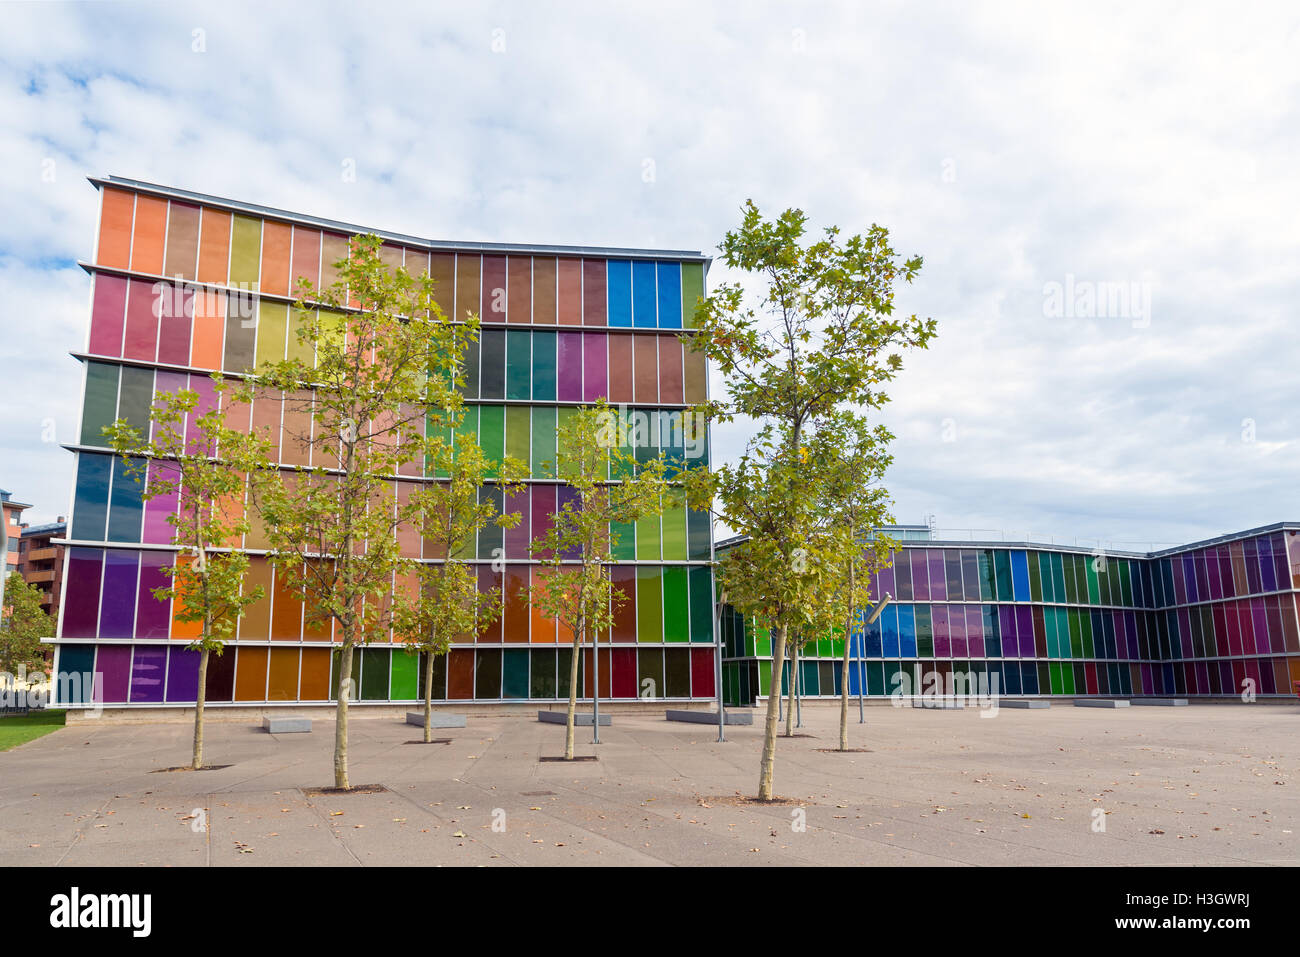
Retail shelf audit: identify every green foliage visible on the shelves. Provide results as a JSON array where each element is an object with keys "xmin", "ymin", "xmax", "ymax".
[
  {"xmin": 684, "ymin": 200, "xmax": 935, "ymax": 796},
  {"xmin": 1, "ymin": 572, "xmax": 51, "ymax": 674},
  {"xmin": 104, "ymin": 382, "xmax": 268, "ymax": 652},
  {"xmin": 528, "ymin": 399, "xmax": 670, "ymax": 646}
]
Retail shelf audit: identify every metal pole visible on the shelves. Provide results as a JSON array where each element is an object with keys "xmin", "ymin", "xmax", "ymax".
[
  {"xmin": 860, "ymin": 593, "xmax": 893, "ymax": 717},
  {"xmin": 591, "ymin": 620, "xmax": 600, "ymax": 745},
  {"xmin": 713, "ymin": 588, "xmax": 727, "ymax": 743}
]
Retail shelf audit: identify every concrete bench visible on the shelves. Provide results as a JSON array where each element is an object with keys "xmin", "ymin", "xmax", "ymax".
[
  {"xmin": 1074, "ymin": 699, "xmax": 1130, "ymax": 708},
  {"xmin": 263, "ymin": 716, "xmax": 311, "ymax": 733},
  {"xmin": 665, "ymin": 709, "xmax": 754, "ymax": 726},
  {"xmin": 405, "ymin": 712, "xmax": 467, "ymax": 728},
  {"xmin": 1132, "ymin": 698, "xmax": 1188, "ymax": 707},
  {"xmin": 1000, "ymin": 699, "xmax": 1050, "ymax": 709},
  {"xmin": 538, "ymin": 710, "xmax": 611, "ymax": 727}
]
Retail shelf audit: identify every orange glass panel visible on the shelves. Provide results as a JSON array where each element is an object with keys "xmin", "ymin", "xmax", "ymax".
[
  {"xmin": 241, "ymin": 557, "xmax": 273, "ymax": 639},
  {"xmin": 557, "ymin": 258, "xmax": 582, "ymax": 325},
  {"xmin": 658, "ymin": 336, "xmax": 684, "ymax": 403},
  {"xmin": 455, "ymin": 254, "xmax": 481, "ymax": 322},
  {"xmin": 190, "ymin": 288, "xmax": 225, "ymax": 369},
  {"xmin": 683, "ymin": 347, "xmax": 707, "ymax": 403},
  {"xmin": 503, "ymin": 566, "xmax": 529, "ymax": 642},
  {"xmin": 234, "ymin": 646, "xmax": 269, "ymax": 701},
  {"xmin": 299, "ymin": 648, "xmax": 332, "ymax": 699},
  {"xmin": 533, "ymin": 257, "xmax": 557, "ymax": 324},
  {"xmin": 267, "ymin": 648, "xmax": 300, "ymax": 700},
  {"xmin": 130, "ymin": 195, "xmax": 168, "ymax": 275},
  {"xmin": 163, "ymin": 202, "xmax": 200, "ymax": 281},
  {"xmin": 271, "ymin": 565, "xmax": 304, "ymax": 640},
  {"xmin": 97, "ymin": 187, "xmax": 135, "ymax": 269},
  {"xmin": 507, "ymin": 255, "xmax": 531, "ymax": 323},
  {"xmin": 290, "ymin": 227, "xmax": 321, "ymax": 298},
  {"xmin": 633, "ymin": 335, "xmax": 658, "ymax": 402},
  {"xmin": 529, "ymin": 566, "xmax": 557, "ymax": 643},
  {"xmin": 429, "ymin": 253, "xmax": 455, "ymax": 319},
  {"xmin": 259, "ymin": 221, "xmax": 292, "ymax": 297},
  {"xmin": 196, "ymin": 208, "xmax": 232, "ymax": 284},
  {"xmin": 170, "ymin": 588, "xmax": 202, "ymax": 641}
]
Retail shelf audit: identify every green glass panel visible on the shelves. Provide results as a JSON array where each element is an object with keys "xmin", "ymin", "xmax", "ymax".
[
  {"xmin": 502, "ymin": 649, "xmax": 529, "ymax": 698},
  {"xmin": 462, "ymin": 335, "xmax": 480, "ymax": 399},
  {"xmin": 506, "ymin": 329, "xmax": 531, "ymax": 400},
  {"xmin": 360, "ymin": 649, "xmax": 389, "ymax": 700},
  {"xmin": 681, "ymin": 262, "xmax": 705, "ymax": 328},
  {"xmin": 866, "ymin": 662, "xmax": 885, "ymax": 696},
  {"xmin": 610, "ymin": 520, "xmax": 636, "ymax": 561},
  {"xmin": 915, "ymin": 605, "xmax": 933, "ymax": 657},
  {"xmin": 531, "ymin": 330, "xmax": 556, "ymax": 401},
  {"xmin": 638, "ymin": 648, "xmax": 664, "ymax": 700},
  {"xmin": 636, "ymin": 566, "xmax": 664, "ymax": 642},
  {"xmin": 1085, "ymin": 559, "xmax": 1100, "ymax": 605},
  {"xmin": 1081, "ymin": 611, "xmax": 1095, "ymax": 658},
  {"xmin": 757, "ymin": 660, "xmax": 770, "ymax": 696},
  {"xmin": 530, "ymin": 649, "xmax": 557, "ymax": 699},
  {"xmin": 664, "ymin": 648, "xmax": 690, "ymax": 697},
  {"xmin": 1062, "ymin": 554, "xmax": 1078, "ymax": 604},
  {"xmin": 530, "ymin": 405, "xmax": 555, "ymax": 478},
  {"xmin": 228, "ymin": 215, "xmax": 262, "ymax": 286},
  {"xmin": 1119, "ymin": 560, "xmax": 1133, "ymax": 606},
  {"xmin": 505, "ymin": 405, "xmax": 529, "ymax": 466},
  {"xmin": 800, "ymin": 659, "xmax": 819, "ymax": 696},
  {"xmin": 687, "ymin": 507, "xmax": 711, "ymax": 561},
  {"xmin": 82, "ymin": 361, "xmax": 120, "ymax": 446},
  {"xmin": 1037, "ymin": 553, "xmax": 1054, "ymax": 602},
  {"xmin": 689, "ymin": 566, "xmax": 713, "ymax": 642},
  {"xmin": 663, "ymin": 565, "xmax": 690, "ymax": 642},
  {"xmin": 254, "ymin": 301, "xmax": 288, "ymax": 367},
  {"xmin": 661, "ymin": 492, "xmax": 688, "ymax": 561},
  {"xmin": 475, "ymin": 649, "xmax": 501, "ymax": 699},
  {"xmin": 477, "ymin": 486, "xmax": 504, "ymax": 560},
  {"xmin": 1028, "ymin": 553, "xmax": 1043, "ymax": 602},
  {"xmin": 478, "ymin": 405, "xmax": 504, "ymax": 476},
  {"xmin": 635, "ymin": 510, "xmax": 661, "ymax": 560},
  {"xmin": 287, "ymin": 306, "xmax": 314, "ymax": 365},
  {"xmin": 427, "ymin": 413, "xmax": 452, "ymax": 479},
  {"xmin": 117, "ymin": 366, "xmax": 154, "ymax": 436},
  {"xmin": 977, "ymin": 551, "xmax": 994, "ymax": 600},
  {"xmin": 390, "ymin": 650, "xmax": 418, "ymax": 700},
  {"xmin": 1051, "ymin": 553, "xmax": 1066, "ymax": 603},
  {"xmin": 1097, "ymin": 560, "xmax": 1112, "ymax": 606},
  {"xmin": 994, "ymin": 551, "xmax": 1013, "ymax": 600},
  {"xmin": 556, "ymin": 406, "xmax": 578, "ymax": 479}
]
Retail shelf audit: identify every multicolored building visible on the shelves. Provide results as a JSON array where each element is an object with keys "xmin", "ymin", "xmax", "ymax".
[
  {"xmin": 720, "ymin": 523, "xmax": 1300, "ymax": 704},
  {"xmin": 50, "ymin": 176, "xmax": 718, "ymax": 711}
]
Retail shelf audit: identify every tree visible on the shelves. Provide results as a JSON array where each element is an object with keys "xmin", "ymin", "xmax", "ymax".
[
  {"xmin": 394, "ymin": 432, "xmax": 526, "ymax": 742},
  {"xmin": 806, "ymin": 414, "xmax": 895, "ymax": 751},
  {"xmin": 528, "ymin": 400, "xmax": 669, "ymax": 760},
  {"xmin": 246, "ymin": 233, "xmax": 469, "ymax": 789},
  {"xmin": 1, "ymin": 572, "xmax": 51, "ymax": 677},
  {"xmin": 683, "ymin": 200, "xmax": 935, "ymax": 801},
  {"xmin": 105, "ymin": 384, "xmax": 267, "ymax": 769}
]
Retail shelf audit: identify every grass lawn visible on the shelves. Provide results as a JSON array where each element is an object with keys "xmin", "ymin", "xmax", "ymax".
[{"xmin": 0, "ymin": 710, "xmax": 66, "ymax": 751}]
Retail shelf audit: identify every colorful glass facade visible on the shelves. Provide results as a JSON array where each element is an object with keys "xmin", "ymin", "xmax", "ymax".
[
  {"xmin": 51, "ymin": 177, "xmax": 717, "ymax": 708},
  {"xmin": 721, "ymin": 526, "xmax": 1300, "ymax": 704}
]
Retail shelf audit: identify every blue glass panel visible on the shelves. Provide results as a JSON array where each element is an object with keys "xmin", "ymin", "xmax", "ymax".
[
  {"xmin": 631, "ymin": 260, "xmax": 657, "ymax": 328},
  {"xmin": 656, "ymin": 262, "xmax": 682, "ymax": 328},
  {"xmin": 72, "ymin": 452, "xmax": 112, "ymax": 541},
  {"xmin": 1010, "ymin": 550, "xmax": 1031, "ymax": 601},
  {"xmin": 606, "ymin": 260, "xmax": 632, "ymax": 327},
  {"xmin": 897, "ymin": 604, "xmax": 916, "ymax": 657}
]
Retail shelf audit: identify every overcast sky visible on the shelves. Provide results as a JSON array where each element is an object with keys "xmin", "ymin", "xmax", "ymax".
[{"xmin": 2, "ymin": 1, "xmax": 1297, "ymax": 551}]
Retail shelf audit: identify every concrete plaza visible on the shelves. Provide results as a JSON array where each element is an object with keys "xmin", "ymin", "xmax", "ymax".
[{"xmin": 1, "ymin": 702, "xmax": 1297, "ymax": 866}]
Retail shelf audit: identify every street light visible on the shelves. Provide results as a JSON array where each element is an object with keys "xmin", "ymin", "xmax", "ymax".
[{"xmin": 857, "ymin": 592, "xmax": 892, "ymax": 723}]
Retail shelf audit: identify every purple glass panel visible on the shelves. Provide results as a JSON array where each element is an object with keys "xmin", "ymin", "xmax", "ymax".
[
  {"xmin": 1244, "ymin": 538, "xmax": 1262, "ymax": 593},
  {"xmin": 878, "ymin": 563, "xmax": 896, "ymax": 602},
  {"xmin": 156, "ymin": 282, "xmax": 194, "ymax": 366},
  {"xmin": 504, "ymin": 488, "xmax": 530, "ymax": 560},
  {"xmin": 1195, "ymin": 551, "xmax": 1210, "ymax": 603},
  {"xmin": 556, "ymin": 331, "xmax": 582, "ymax": 401},
  {"xmin": 98, "ymin": 550, "xmax": 139, "ymax": 638},
  {"xmin": 1259, "ymin": 537, "xmax": 1278, "ymax": 592},
  {"xmin": 61, "ymin": 547, "xmax": 104, "ymax": 638},
  {"xmin": 1182, "ymin": 554, "xmax": 1198, "ymax": 603},
  {"xmin": 1140, "ymin": 664, "xmax": 1154, "ymax": 695},
  {"xmin": 557, "ymin": 485, "xmax": 581, "ymax": 560},
  {"xmin": 88, "ymin": 274, "xmax": 128, "ymax": 357},
  {"xmin": 998, "ymin": 605, "xmax": 1016, "ymax": 656},
  {"xmin": 1206, "ymin": 548, "xmax": 1222, "ymax": 602},
  {"xmin": 1251, "ymin": 599, "xmax": 1269, "ymax": 654},
  {"xmin": 1016, "ymin": 606, "xmax": 1034, "ymax": 657},
  {"xmin": 96, "ymin": 645, "xmax": 132, "ymax": 703},
  {"xmin": 1125, "ymin": 611, "xmax": 1140, "ymax": 659},
  {"xmin": 582, "ymin": 332, "xmax": 608, "ymax": 401},
  {"xmin": 1172, "ymin": 558, "xmax": 1187, "ymax": 605},
  {"xmin": 1221, "ymin": 547, "xmax": 1238, "ymax": 598},
  {"xmin": 932, "ymin": 606, "xmax": 950, "ymax": 657},
  {"xmin": 1177, "ymin": 607, "xmax": 1193, "ymax": 658},
  {"xmin": 142, "ymin": 460, "xmax": 179, "ymax": 544},
  {"xmin": 130, "ymin": 645, "xmax": 167, "ymax": 703},
  {"xmin": 152, "ymin": 370, "xmax": 187, "ymax": 446},
  {"xmin": 1258, "ymin": 658, "xmax": 1276, "ymax": 695},
  {"xmin": 910, "ymin": 551, "xmax": 929, "ymax": 601},
  {"xmin": 1270, "ymin": 534, "xmax": 1290, "ymax": 593},
  {"xmin": 949, "ymin": 605, "xmax": 966, "ymax": 657},
  {"xmin": 136, "ymin": 550, "xmax": 173, "ymax": 638},
  {"xmin": 1218, "ymin": 661, "xmax": 1235, "ymax": 695},
  {"xmin": 964, "ymin": 606, "xmax": 983, "ymax": 657},
  {"xmin": 185, "ymin": 374, "xmax": 219, "ymax": 455},
  {"xmin": 927, "ymin": 550, "xmax": 946, "ymax": 602},
  {"xmin": 165, "ymin": 647, "xmax": 201, "ymax": 702}
]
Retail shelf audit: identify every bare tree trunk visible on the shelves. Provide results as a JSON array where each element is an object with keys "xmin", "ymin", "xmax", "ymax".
[
  {"xmin": 335, "ymin": 640, "xmax": 353, "ymax": 789},
  {"xmin": 758, "ymin": 624, "xmax": 787, "ymax": 801},
  {"xmin": 564, "ymin": 624, "xmax": 582, "ymax": 761},
  {"xmin": 785, "ymin": 640, "xmax": 798, "ymax": 737},
  {"xmin": 193, "ymin": 646, "xmax": 209, "ymax": 770},
  {"xmin": 839, "ymin": 558, "xmax": 856, "ymax": 752},
  {"xmin": 423, "ymin": 650, "xmax": 434, "ymax": 744}
]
